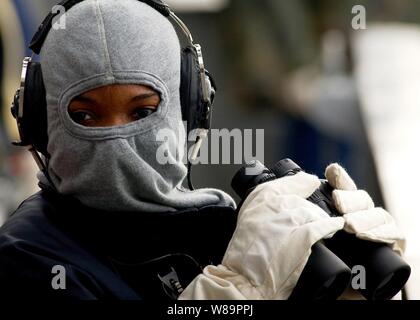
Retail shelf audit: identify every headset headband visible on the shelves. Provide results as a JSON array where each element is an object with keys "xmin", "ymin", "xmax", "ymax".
[{"xmin": 29, "ymin": 0, "xmax": 172, "ymax": 55}]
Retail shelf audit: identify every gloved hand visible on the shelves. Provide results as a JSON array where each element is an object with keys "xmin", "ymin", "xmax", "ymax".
[
  {"xmin": 179, "ymin": 171, "xmax": 344, "ymax": 300},
  {"xmin": 325, "ymin": 163, "xmax": 406, "ymax": 256}
]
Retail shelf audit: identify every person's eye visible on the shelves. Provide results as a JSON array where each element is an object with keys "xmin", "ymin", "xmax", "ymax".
[
  {"xmin": 69, "ymin": 110, "xmax": 95, "ymax": 125},
  {"xmin": 132, "ymin": 107, "xmax": 156, "ymax": 120}
]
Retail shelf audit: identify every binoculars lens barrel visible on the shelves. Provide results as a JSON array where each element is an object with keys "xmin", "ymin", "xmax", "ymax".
[
  {"xmin": 324, "ymin": 231, "xmax": 411, "ymax": 300},
  {"xmin": 288, "ymin": 242, "xmax": 351, "ymax": 300}
]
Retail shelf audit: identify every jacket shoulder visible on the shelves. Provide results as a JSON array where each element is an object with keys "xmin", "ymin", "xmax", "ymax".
[
  {"xmin": 0, "ymin": 191, "xmax": 57, "ymax": 248},
  {"xmin": 0, "ymin": 191, "xmax": 139, "ymax": 299}
]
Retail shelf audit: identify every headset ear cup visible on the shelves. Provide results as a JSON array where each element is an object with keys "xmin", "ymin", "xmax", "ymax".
[
  {"xmin": 180, "ymin": 46, "xmax": 213, "ymax": 134},
  {"xmin": 23, "ymin": 62, "xmax": 49, "ymax": 156},
  {"xmin": 11, "ymin": 89, "xmax": 20, "ymax": 120},
  {"xmin": 204, "ymin": 72, "xmax": 215, "ymax": 129},
  {"xmin": 205, "ymin": 70, "xmax": 216, "ymax": 104},
  {"xmin": 180, "ymin": 46, "xmax": 199, "ymax": 134}
]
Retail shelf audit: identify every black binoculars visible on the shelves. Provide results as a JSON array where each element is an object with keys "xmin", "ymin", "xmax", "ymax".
[{"xmin": 231, "ymin": 158, "xmax": 411, "ymax": 300}]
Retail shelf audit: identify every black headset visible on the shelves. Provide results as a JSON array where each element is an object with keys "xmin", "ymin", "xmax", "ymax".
[{"xmin": 10, "ymin": 0, "xmax": 215, "ymax": 174}]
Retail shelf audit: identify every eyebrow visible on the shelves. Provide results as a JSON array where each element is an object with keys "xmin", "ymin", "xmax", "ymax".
[
  {"xmin": 72, "ymin": 92, "xmax": 159, "ymax": 104},
  {"xmin": 130, "ymin": 92, "xmax": 159, "ymax": 103},
  {"xmin": 72, "ymin": 95, "xmax": 96, "ymax": 104}
]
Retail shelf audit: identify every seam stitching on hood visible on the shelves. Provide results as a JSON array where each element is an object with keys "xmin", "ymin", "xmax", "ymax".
[{"xmin": 94, "ymin": 0, "xmax": 114, "ymax": 78}]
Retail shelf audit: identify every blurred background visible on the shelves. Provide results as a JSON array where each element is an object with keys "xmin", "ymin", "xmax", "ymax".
[{"xmin": 1, "ymin": 0, "xmax": 420, "ymax": 298}]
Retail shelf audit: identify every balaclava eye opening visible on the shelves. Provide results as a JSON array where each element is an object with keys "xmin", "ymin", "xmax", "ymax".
[{"xmin": 40, "ymin": 0, "xmax": 235, "ymax": 212}]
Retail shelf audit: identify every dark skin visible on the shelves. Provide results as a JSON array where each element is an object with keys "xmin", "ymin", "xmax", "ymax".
[{"xmin": 68, "ymin": 84, "xmax": 160, "ymax": 127}]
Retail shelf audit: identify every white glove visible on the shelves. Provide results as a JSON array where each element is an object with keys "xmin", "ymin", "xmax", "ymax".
[
  {"xmin": 179, "ymin": 172, "xmax": 344, "ymax": 300},
  {"xmin": 325, "ymin": 163, "xmax": 406, "ymax": 256}
]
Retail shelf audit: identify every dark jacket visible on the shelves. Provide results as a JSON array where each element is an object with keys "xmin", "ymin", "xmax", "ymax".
[{"xmin": 0, "ymin": 188, "xmax": 237, "ymax": 300}]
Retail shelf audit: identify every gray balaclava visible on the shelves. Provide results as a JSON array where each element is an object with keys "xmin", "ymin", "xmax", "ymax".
[{"xmin": 40, "ymin": 0, "xmax": 235, "ymax": 212}]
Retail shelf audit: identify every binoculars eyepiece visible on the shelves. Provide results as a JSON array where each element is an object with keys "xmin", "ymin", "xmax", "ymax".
[{"xmin": 231, "ymin": 158, "xmax": 411, "ymax": 300}]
